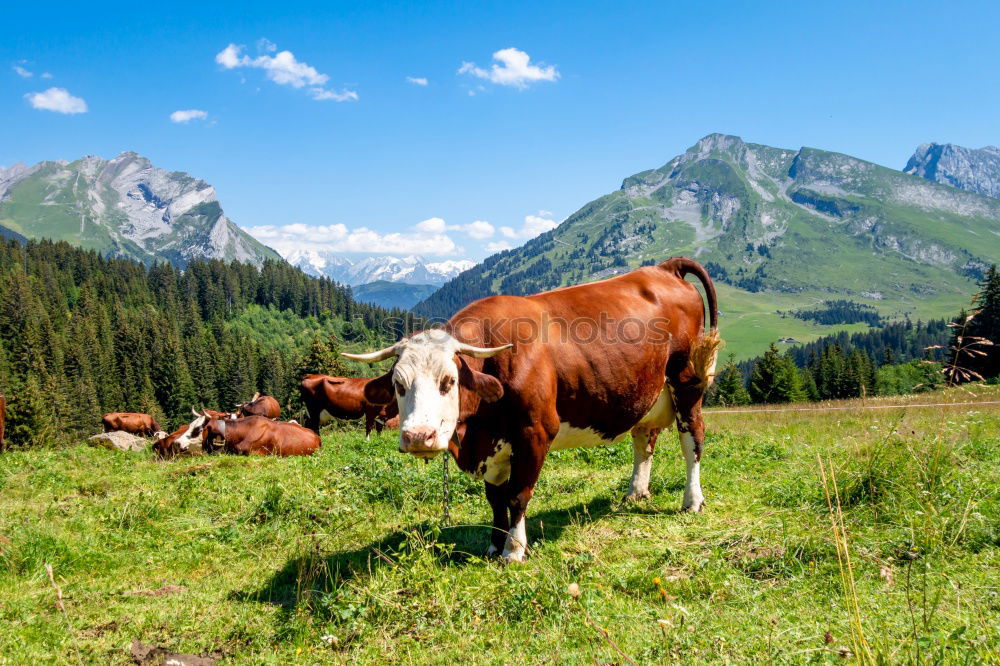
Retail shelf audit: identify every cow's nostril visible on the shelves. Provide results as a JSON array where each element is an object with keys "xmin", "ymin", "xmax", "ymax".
[{"xmin": 402, "ymin": 427, "xmax": 437, "ymax": 450}]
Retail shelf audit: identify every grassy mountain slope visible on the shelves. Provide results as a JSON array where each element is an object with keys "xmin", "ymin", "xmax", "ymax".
[
  {"xmin": 416, "ymin": 135, "xmax": 1000, "ymax": 358},
  {"xmin": 0, "ymin": 154, "xmax": 280, "ymax": 268}
]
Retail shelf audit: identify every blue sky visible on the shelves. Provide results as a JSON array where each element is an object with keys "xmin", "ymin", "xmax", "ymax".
[{"xmin": 3, "ymin": 0, "xmax": 999, "ymax": 261}]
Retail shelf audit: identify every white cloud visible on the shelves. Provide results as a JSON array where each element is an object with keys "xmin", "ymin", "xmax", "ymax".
[
  {"xmin": 309, "ymin": 88, "xmax": 358, "ymax": 101},
  {"xmin": 415, "ymin": 217, "xmax": 447, "ymax": 233},
  {"xmin": 24, "ymin": 87, "xmax": 87, "ymax": 114},
  {"xmin": 458, "ymin": 47, "xmax": 559, "ymax": 89},
  {"xmin": 169, "ymin": 109, "xmax": 208, "ymax": 123},
  {"xmin": 247, "ymin": 219, "xmax": 459, "ymax": 256},
  {"xmin": 406, "ymin": 76, "xmax": 428, "ymax": 86},
  {"xmin": 499, "ymin": 212, "xmax": 560, "ymax": 240},
  {"xmin": 461, "ymin": 220, "xmax": 495, "ymax": 240},
  {"xmin": 415, "ymin": 217, "xmax": 495, "ymax": 239},
  {"xmin": 41, "ymin": 72, "xmax": 52, "ymax": 79},
  {"xmin": 215, "ymin": 41, "xmax": 357, "ymax": 102},
  {"xmin": 13, "ymin": 65, "xmax": 32, "ymax": 78}
]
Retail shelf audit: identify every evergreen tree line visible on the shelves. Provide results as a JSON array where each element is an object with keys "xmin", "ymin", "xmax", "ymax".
[
  {"xmin": 785, "ymin": 299, "xmax": 884, "ymax": 327},
  {"xmin": 0, "ymin": 239, "xmax": 415, "ymax": 447},
  {"xmin": 710, "ymin": 266, "xmax": 1000, "ymax": 406}
]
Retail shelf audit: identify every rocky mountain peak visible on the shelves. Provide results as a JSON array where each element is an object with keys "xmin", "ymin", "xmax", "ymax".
[
  {"xmin": 0, "ymin": 152, "xmax": 280, "ymax": 267},
  {"xmin": 905, "ymin": 142, "xmax": 1000, "ymax": 199}
]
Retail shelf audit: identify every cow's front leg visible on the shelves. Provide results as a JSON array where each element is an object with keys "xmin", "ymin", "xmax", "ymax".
[
  {"xmin": 624, "ymin": 427, "xmax": 660, "ymax": 501},
  {"xmin": 484, "ymin": 481, "xmax": 509, "ymax": 557},
  {"xmin": 501, "ymin": 427, "xmax": 549, "ymax": 563}
]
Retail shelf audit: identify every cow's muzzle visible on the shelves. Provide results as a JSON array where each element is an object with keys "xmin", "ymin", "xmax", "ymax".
[{"xmin": 400, "ymin": 426, "xmax": 444, "ymax": 456}]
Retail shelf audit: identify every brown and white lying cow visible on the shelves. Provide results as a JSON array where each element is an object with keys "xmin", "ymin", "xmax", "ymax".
[
  {"xmin": 235, "ymin": 393, "xmax": 281, "ymax": 420},
  {"xmin": 102, "ymin": 412, "xmax": 162, "ymax": 438},
  {"xmin": 176, "ymin": 412, "xmax": 320, "ymax": 457},
  {"xmin": 346, "ymin": 257, "xmax": 721, "ymax": 562},
  {"xmin": 152, "ymin": 424, "xmax": 189, "ymax": 459},
  {"xmin": 299, "ymin": 375, "xmax": 400, "ymax": 438}
]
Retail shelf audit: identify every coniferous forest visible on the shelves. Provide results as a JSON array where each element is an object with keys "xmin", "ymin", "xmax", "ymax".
[
  {"xmin": 710, "ymin": 265, "xmax": 1000, "ymax": 406},
  {"xmin": 0, "ymin": 239, "xmax": 419, "ymax": 447}
]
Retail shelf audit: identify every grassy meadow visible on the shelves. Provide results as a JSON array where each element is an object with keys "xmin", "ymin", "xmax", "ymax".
[{"xmin": 1, "ymin": 386, "xmax": 998, "ymax": 664}]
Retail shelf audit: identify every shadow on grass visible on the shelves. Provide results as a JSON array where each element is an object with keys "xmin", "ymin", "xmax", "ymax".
[{"xmin": 235, "ymin": 493, "xmax": 679, "ymax": 613}]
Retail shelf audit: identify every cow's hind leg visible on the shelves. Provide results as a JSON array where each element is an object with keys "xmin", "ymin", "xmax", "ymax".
[
  {"xmin": 673, "ymin": 386, "xmax": 706, "ymax": 512},
  {"xmin": 624, "ymin": 427, "xmax": 660, "ymax": 501}
]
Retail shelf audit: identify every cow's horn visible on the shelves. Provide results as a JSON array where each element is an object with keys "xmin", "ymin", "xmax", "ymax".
[
  {"xmin": 191, "ymin": 407, "xmax": 200, "ymax": 417},
  {"xmin": 251, "ymin": 392, "xmax": 260, "ymax": 402},
  {"xmin": 343, "ymin": 344, "xmax": 399, "ymax": 363},
  {"xmin": 455, "ymin": 342, "xmax": 514, "ymax": 358}
]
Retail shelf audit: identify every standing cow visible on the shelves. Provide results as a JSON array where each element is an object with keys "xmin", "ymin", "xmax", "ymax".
[
  {"xmin": 235, "ymin": 393, "xmax": 281, "ymax": 420},
  {"xmin": 346, "ymin": 258, "xmax": 721, "ymax": 562},
  {"xmin": 101, "ymin": 412, "xmax": 162, "ymax": 437},
  {"xmin": 299, "ymin": 375, "xmax": 399, "ymax": 438},
  {"xmin": 176, "ymin": 413, "xmax": 319, "ymax": 457}
]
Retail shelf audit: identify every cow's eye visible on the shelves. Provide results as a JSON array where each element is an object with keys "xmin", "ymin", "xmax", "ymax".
[
  {"xmin": 395, "ymin": 380, "xmax": 406, "ymax": 396},
  {"xmin": 439, "ymin": 376, "xmax": 455, "ymax": 395}
]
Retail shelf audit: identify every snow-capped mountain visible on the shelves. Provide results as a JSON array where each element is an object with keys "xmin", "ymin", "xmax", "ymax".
[{"xmin": 284, "ymin": 250, "xmax": 474, "ymax": 287}]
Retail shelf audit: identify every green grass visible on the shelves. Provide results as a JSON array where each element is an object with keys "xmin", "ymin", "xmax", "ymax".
[{"xmin": 2, "ymin": 387, "xmax": 998, "ymax": 663}]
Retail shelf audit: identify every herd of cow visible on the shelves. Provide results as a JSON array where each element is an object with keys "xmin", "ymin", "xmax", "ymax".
[
  {"xmin": 99, "ymin": 383, "xmax": 400, "ymax": 458},
  {"xmin": 76, "ymin": 258, "xmax": 723, "ymax": 563}
]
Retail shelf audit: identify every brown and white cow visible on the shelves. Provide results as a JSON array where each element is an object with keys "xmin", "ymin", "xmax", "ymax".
[
  {"xmin": 235, "ymin": 394, "xmax": 281, "ymax": 420},
  {"xmin": 176, "ymin": 413, "xmax": 319, "ymax": 457},
  {"xmin": 152, "ymin": 424, "xmax": 189, "ymax": 459},
  {"xmin": 346, "ymin": 258, "xmax": 722, "ymax": 562},
  {"xmin": 101, "ymin": 412, "xmax": 162, "ymax": 437},
  {"xmin": 299, "ymin": 375, "xmax": 400, "ymax": 439}
]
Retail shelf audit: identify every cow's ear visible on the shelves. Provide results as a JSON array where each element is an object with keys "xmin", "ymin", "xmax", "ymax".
[
  {"xmin": 458, "ymin": 356, "xmax": 504, "ymax": 403},
  {"xmin": 364, "ymin": 372, "xmax": 395, "ymax": 405}
]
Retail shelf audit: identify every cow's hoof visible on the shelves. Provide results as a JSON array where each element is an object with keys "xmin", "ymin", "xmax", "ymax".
[
  {"xmin": 486, "ymin": 544, "xmax": 500, "ymax": 557},
  {"xmin": 502, "ymin": 550, "xmax": 527, "ymax": 564},
  {"xmin": 623, "ymin": 489, "xmax": 652, "ymax": 502},
  {"xmin": 681, "ymin": 498, "xmax": 705, "ymax": 513}
]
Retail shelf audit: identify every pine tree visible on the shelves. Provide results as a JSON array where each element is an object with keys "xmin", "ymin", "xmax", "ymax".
[
  {"xmin": 714, "ymin": 354, "xmax": 750, "ymax": 406},
  {"xmin": 966, "ymin": 264, "xmax": 999, "ymax": 381},
  {"xmin": 297, "ymin": 335, "xmax": 348, "ymax": 379}
]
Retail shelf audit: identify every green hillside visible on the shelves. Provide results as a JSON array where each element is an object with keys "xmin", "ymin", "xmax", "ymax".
[{"xmin": 416, "ymin": 135, "xmax": 1000, "ymax": 359}]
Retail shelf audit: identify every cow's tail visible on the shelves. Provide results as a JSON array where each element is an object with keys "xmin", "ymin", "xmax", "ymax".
[{"xmin": 660, "ymin": 257, "xmax": 724, "ymax": 389}]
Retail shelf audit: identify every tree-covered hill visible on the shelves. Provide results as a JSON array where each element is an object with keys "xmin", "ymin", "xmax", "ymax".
[{"xmin": 0, "ymin": 239, "xmax": 415, "ymax": 446}]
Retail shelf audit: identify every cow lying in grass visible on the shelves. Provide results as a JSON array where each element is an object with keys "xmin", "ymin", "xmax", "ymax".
[
  {"xmin": 346, "ymin": 257, "xmax": 722, "ymax": 562},
  {"xmin": 152, "ymin": 425, "xmax": 188, "ymax": 459},
  {"xmin": 176, "ymin": 411, "xmax": 320, "ymax": 457},
  {"xmin": 235, "ymin": 393, "xmax": 281, "ymax": 419}
]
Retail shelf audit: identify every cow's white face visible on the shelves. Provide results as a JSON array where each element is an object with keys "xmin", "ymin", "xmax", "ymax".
[
  {"xmin": 175, "ymin": 412, "xmax": 210, "ymax": 451},
  {"xmin": 392, "ymin": 332, "xmax": 462, "ymax": 456},
  {"xmin": 344, "ymin": 330, "xmax": 511, "ymax": 458}
]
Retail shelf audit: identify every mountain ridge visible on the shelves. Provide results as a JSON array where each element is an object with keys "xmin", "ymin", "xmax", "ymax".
[
  {"xmin": 414, "ymin": 134, "xmax": 1000, "ymax": 356},
  {"xmin": 0, "ymin": 152, "xmax": 281, "ymax": 267}
]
